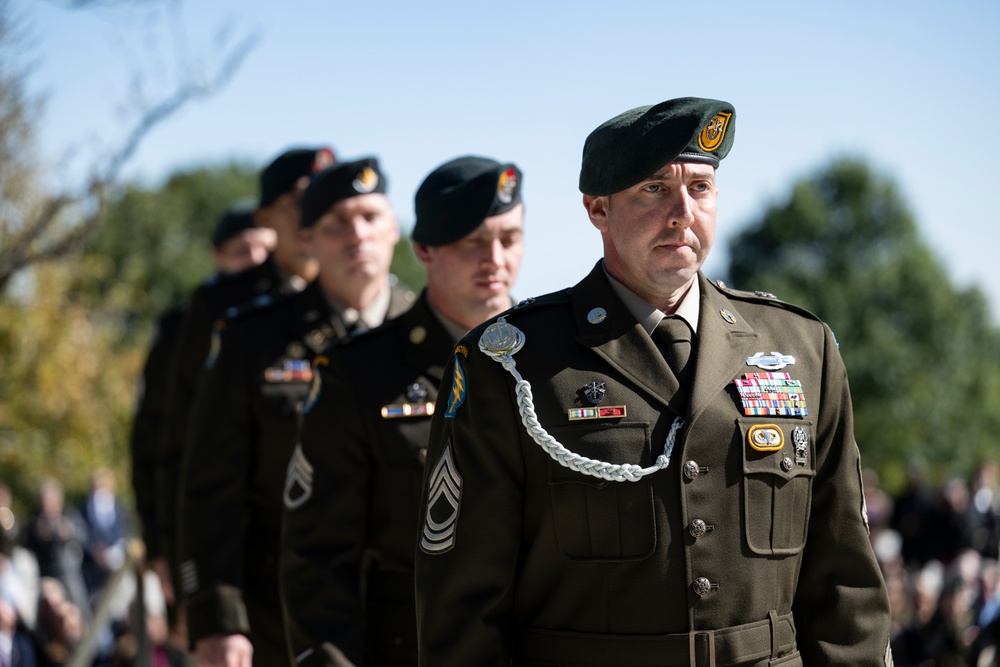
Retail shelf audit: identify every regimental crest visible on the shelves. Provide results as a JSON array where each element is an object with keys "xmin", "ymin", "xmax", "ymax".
[
  {"xmin": 283, "ymin": 444, "xmax": 314, "ymax": 510},
  {"xmin": 420, "ymin": 444, "xmax": 463, "ymax": 554},
  {"xmin": 697, "ymin": 112, "xmax": 732, "ymax": 153},
  {"xmin": 497, "ymin": 167, "xmax": 518, "ymax": 205},
  {"xmin": 313, "ymin": 147, "xmax": 335, "ymax": 172},
  {"xmin": 583, "ymin": 381, "xmax": 606, "ymax": 404},
  {"xmin": 353, "ymin": 166, "xmax": 379, "ymax": 193},
  {"xmin": 444, "ymin": 355, "xmax": 467, "ymax": 419}
]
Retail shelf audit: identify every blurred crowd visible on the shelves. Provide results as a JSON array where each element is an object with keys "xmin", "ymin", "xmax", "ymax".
[
  {"xmin": 5, "ymin": 457, "xmax": 1000, "ymax": 666},
  {"xmin": 0, "ymin": 471, "xmax": 183, "ymax": 667}
]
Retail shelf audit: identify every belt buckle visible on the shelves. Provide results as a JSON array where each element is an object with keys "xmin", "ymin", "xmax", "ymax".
[{"xmin": 688, "ymin": 629, "xmax": 716, "ymax": 667}]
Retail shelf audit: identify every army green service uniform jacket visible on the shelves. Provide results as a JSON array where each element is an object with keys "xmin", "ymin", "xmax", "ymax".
[
  {"xmin": 178, "ymin": 279, "xmax": 415, "ymax": 666},
  {"xmin": 130, "ymin": 304, "xmax": 184, "ymax": 562},
  {"xmin": 281, "ymin": 292, "xmax": 454, "ymax": 667},
  {"xmin": 159, "ymin": 256, "xmax": 300, "ymax": 566},
  {"xmin": 414, "ymin": 262, "xmax": 892, "ymax": 667}
]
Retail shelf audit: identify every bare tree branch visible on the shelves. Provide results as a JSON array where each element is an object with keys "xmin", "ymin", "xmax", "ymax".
[{"xmin": 0, "ymin": 1, "xmax": 259, "ymax": 296}]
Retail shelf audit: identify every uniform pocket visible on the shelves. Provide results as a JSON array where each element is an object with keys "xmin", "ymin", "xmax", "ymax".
[
  {"xmin": 546, "ymin": 422, "xmax": 654, "ymax": 561},
  {"xmin": 740, "ymin": 420, "xmax": 816, "ymax": 556}
]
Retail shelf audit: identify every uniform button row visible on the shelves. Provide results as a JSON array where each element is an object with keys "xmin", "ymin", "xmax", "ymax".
[
  {"xmin": 683, "ymin": 460, "xmax": 710, "ymax": 480},
  {"xmin": 693, "ymin": 577, "xmax": 720, "ymax": 597},
  {"xmin": 688, "ymin": 519, "xmax": 714, "ymax": 538}
]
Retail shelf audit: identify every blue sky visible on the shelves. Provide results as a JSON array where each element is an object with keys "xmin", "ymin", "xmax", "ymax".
[{"xmin": 12, "ymin": 0, "xmax": 1000, "ymax": 322}]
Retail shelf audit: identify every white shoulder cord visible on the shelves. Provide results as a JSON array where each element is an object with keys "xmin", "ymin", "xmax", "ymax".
[{"xmin": 478, "ymin": 317, "xmax": 683, "ymax": 483}]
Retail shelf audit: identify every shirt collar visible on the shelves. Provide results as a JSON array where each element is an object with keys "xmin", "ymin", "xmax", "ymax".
[
  {"xmin": 602, "ymin": 262, "xmax": 700, "ymax": 335},
  {"xmin": 324, "ymin": 282, "xmax": 392, "ymax": 331}
]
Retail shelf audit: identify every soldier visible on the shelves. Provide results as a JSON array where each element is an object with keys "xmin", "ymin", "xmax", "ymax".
[
  {"xmin": 414, "ymin": 98, "xmax": 894, "ymax": 666},
  {"xmin": 131, "ymin": 201, "xmax": 276, "ymax": 605},
  {"xmin": 155, "ymin": 147, "xmax": 334, "ymax": 602},
  {"xmin": 178, "ymin": 157, "xmax": 415, "ymax": 667},
  {"xmin": 281, "ymin": 156, "xmax": 525, "ymax": 666}
]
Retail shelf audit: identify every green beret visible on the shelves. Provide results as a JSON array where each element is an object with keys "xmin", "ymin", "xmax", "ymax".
[
  {"xmin": 412, "ymin": 156, "xmax": 523, "ymax": 247},
  {"xmin": 579, "ymin": 97, "xmax": 735, "ymax": 196},
  {"xmin": 259, "ymin": 146, "xmax": 336, "ymax": 208},
  {"xmin": 211, "ymin": 199, "xmax": 258, "ymax": 248},
  {"xmin": 300, "ymin": 157, "xmax": 387, "ymax": 229}
]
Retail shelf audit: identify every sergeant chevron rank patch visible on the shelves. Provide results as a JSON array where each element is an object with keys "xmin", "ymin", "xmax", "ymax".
[
  {"xmin": 283, "ymin": 444, "xmax": 314, "ymax": 510},
  {"xmin": 420, "ymin": 444, "xmax": 462, "ymax": 554}
]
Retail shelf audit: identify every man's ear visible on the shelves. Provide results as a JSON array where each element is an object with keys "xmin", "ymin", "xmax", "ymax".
[
  {"xmin": 412, "ymin": 242, "xmax": 434, "ymax": 268},
  {"xmin": 583, "ymin": 194, "xmax": 610, "ymax": 232}
]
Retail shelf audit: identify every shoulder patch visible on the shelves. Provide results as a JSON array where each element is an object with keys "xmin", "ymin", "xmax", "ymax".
[
  {"xmin": 444, "ymin": 355, "xmax": 467, "ymax": 419},
  {"xmin": 205, "ymin": 320, "xmax": 225, "ymax": 370}
]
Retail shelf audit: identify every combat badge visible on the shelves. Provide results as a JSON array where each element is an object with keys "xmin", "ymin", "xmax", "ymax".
[
  {"xmin": 420, "ymin": 444, "xmax": 462, "ymax": 554},
  {"xmin": 444, "ymin": 355, "xmax": 467, "ymax": 419},
  {"xmin": 746, "ymin": 351, "xmax": 796, "ymax": 371},
  {"xmin": 283, "ymin": 444, "xmax": 314, "ymax": 510}
]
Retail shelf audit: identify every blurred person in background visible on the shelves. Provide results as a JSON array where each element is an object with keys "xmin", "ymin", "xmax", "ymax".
[
  {"xmin": 79, "ymin": 469, "xmax": 132, "ymax": 604},
  {"xmin": 23, "ymin": 482, "xmax": 89, "ymax": 622}
]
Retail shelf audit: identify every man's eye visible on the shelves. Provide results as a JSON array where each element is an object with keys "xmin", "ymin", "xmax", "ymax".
[{"xmin": 643, "ymin": 184, "xmax": 662, "ymax": 193}]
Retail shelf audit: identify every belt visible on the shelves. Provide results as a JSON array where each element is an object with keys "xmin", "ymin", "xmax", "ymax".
[{"xmin": 513, "ymin": 611, "xmax": 796, "ymax": 667}]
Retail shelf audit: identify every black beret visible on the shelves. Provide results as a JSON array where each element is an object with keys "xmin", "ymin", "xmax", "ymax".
[
  {"xmin": 412, "ymin": 156, "xmax": 523, "ymax": 247},
  {"xmin": 211, "ymin": 199, "xmax": 258, "ymax": 248},
  {"xmin": 300, "ymin": 157, "xmax": 387, "ymax": 229},
  {"xmin": 579, "ymin": 97, "xmax": 735, "ymax": 196},
  {"xmin": 259, "ymin": 146, "xmax": 336, "ymax": 208}
]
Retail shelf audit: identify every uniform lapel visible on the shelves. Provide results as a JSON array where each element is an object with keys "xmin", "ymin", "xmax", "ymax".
[
  {"xmin": 688, "ymin": 275, "xmax": 759, "ymax": 424},
  {"xmin": 572, "ymin": 262, "xmax": 680, "ymax": 414},
  {"xmin": 399, "ymin": 293, "xmax": 453, "ymax": 388}
]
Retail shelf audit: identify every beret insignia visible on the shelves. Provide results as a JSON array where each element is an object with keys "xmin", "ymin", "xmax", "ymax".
[
  {"xmin": 697, "ymin": 112, "xmax": 732, "ymax": 153},
  {"xmin": 497, "ymin": 166, "xmax": 518, "ymax": 205},
  {"xmin": 353, "ymin": 166, "xmax": 379, "ymax": 193}
]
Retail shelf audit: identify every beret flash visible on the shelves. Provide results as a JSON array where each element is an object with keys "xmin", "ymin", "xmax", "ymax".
[
  {"xmin": 259, "ymin": 146, "xmax": 336, "ymax": 208},
  {"xmin": 412, "ymin": 156, "xmax": 523, "ymax": 247},
  {"xmin": 579, "ymin": 97, "xmax": 735, "ymax": 196},
  {"xmin": 300, "ymin": 157, "xmax": 387, "ymax": 229}
]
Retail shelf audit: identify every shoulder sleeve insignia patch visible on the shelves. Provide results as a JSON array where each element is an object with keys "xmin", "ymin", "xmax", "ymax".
[
  {"xmin": 298, "ymin": 365, "xmax": 323, "ymax": 414},
  {"xmin": 444, "ymin": 355, "xmax": 467, "ymax": 419},
  {"xmin": 420, "ymin": 443, "xmax": 462, "ymax": 554},
  {"xmin": 283, "ymin": 444, "xmax": 314, "ymax": 510},
  {"xmin": 205, "ymin": 321, "xmax": 225, "ymax": 370}
]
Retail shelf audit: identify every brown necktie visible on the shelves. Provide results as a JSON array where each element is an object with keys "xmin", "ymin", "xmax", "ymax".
[{"xmin": 652, "ymin": 315, "xmax": 694, "ymax": 388}]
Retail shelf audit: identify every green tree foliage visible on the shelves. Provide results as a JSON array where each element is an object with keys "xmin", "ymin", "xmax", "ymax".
[
  {"xmin": 71, "ymin": 162, "xmax": 258, "ymax": 337},
  {"xmin": 726, "ymin": 157, "xmax": 1000, "ymax": 492},
  {"xmin": 390, "ymin": 236, "xmax": 426, "ymax": 293}
]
